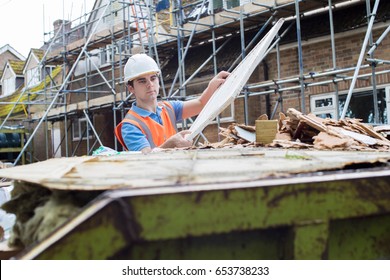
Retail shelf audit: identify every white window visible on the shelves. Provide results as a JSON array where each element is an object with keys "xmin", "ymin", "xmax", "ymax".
[
  {"xmin": 103, "ymin": 0, "xmax": 120, "ymax": 23},
  {"xmin": 26, "ymin": 67, "xmax": 40, "ymax": 87},
  {"xmin": 105, "ymin": 44, "xmax": 119, "ymax": 64},
  {"xmin": 52, "ymin": 123, "xmax": 62, "ymax": 158},
  {"xmin": 310, "ymin": 93, "xmax": 337, "ymax": 119},
  {"xmin": 99, "ymin": 48, "xmax": 107, "ymax": 65},
  {"xmin": 2, "ymin": 78, "xmax": 15, "ymax": 96},
  {"xmin": 72, "ymin": 118, "xmax": 93, "ymax": 141}
]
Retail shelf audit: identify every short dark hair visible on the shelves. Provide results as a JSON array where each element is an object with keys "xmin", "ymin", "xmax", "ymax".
[{"xmin": 127, "ymin": 80, "xmax": 134, "ymax": 87}]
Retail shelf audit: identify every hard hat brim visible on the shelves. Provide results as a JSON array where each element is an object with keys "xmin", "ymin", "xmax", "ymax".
[{"xmin": 125, "ymin": 70, "xmax": 160, "ymax": 83}]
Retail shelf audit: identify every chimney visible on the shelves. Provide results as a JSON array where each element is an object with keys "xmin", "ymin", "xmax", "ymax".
[{"xmin": 53, "ymin": 19, "xmax": 72, "ymax": 36}]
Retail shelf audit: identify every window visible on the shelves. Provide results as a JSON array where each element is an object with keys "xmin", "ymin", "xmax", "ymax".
[
  {"xmin": 43, "ymin": 66, "xmax": 55, "ymax": 77},
  {"xmin": 105, "ymin": 44, "xmax": 119, "ymax": 64},
  {"xmin": 72, "ymin": 118, "xmax": 93, "ymax": 141},
  {"xmin": 339, "ymin": 89, "xmax": 387, "ymax": 124},
  {"xmin": 99, "ymin": 47, "xmax": 107, "ymax": 65},
  {"xmin": 310, "ymin": 87, "xmax": 389, "ymax": 124},
  {"xmin": 26, "ymin": 67, "xmax": 40, "ymax": 87},
  {"xmin": 52, "ymin": 124, "xmax": 62, "ymax": 158},
  {"xmin": 223, "ymin": 0, "xmax": 241, "ymax": 9},
  {"xmin": 2, "ymin": 78, "xmax": 15, "ymax": 96},
  {"xmin": 310, "ymin": 93, "xmax": 336, "ymax": 119},
  {"xmin": 103, "ymin": 0, "xmax": 120, "ymax": 23},
  {"xmin": 215, "ymin": 103, "xmax": 235, "ymax": 123}
]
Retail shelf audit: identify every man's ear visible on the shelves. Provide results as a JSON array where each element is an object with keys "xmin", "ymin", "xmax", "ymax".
[{"xmin": 127, "ymin": 84, "xmax": 134, "ymax": 93}]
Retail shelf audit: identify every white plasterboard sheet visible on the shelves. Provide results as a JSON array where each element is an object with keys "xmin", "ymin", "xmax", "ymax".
[{"xmin": 186, "ymin": 18, "xmax": 285, "ymax": 141}]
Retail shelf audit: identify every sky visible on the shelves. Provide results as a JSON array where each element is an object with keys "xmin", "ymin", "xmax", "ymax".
[{"xmin": 0, "ymin": 0, "xmax": 95, "ymax": 58}]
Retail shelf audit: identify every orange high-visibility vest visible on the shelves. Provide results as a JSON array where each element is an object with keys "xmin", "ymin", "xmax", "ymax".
[{"xmin": 115, "ymin": 101, "xmax": 178, "ymax": 150}]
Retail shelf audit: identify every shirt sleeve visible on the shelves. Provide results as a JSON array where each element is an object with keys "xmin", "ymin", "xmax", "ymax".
[
  {"xmin": 168, "ymin": 100, "xmax": 184, "ymax": 122},
  {"xmin": 121, "ymin": 122, "xmax": 151, "ymax": 151}
]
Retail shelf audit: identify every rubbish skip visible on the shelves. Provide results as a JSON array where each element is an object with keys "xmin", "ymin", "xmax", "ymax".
[{"xmin": 0, "ymin": 148, "xmax": 390, "ymax": 260}]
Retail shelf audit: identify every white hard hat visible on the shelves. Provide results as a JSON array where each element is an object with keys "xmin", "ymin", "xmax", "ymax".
[{"xmin": 124, "ymin": 54, "xmax": 160, "ymax": 83}]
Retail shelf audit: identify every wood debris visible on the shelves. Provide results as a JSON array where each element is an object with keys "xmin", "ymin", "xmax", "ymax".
[
  {"xmin": 198, "ymin": 123, "xmax": 258, "ymax": 149},
  {"xmin": 374, "ymin": 125, "xmax": 390, "ymax": 140},
  {"xmin": 207, "ymin": 108, "xmax": 390, "ymax": 151},
  {"xmin": 270, "ymin": 108, "xmax": 390, "ymax": 151}
]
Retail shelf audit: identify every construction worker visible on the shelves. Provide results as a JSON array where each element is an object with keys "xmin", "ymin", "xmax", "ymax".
[{"xmin": 115, "ymin": 53, "xmax": 229, "ymax": 153}]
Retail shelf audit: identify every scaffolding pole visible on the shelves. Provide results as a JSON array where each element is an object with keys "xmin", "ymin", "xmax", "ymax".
[{"xmin": 340, "ymin": 0, "xmax": 381, "ymax": 119}]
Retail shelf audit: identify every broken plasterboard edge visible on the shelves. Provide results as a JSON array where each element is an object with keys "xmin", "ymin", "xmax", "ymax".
[
  {"xmin": 338, "ymin": 128, "xmax": 377, "ymax": 145},
  {"xmin": 235, "ymin": 126, "xmax": 256, "ymax": 142},
  {"xmin": 186, "ymin": 18, "xmax": 285, "ymax": 141}
]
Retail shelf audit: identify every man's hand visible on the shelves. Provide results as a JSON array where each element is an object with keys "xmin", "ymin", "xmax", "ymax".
[
  {"xmin": 160, "ymin": 130, "xmax": 193, "ymax": 149},
  {"xmin": 182, "ymin": 71, "xmax": 230, "ymax": 119},
  {"xmin": 206, "ymin": 71, "xmax": 230, "ymax": 96}
]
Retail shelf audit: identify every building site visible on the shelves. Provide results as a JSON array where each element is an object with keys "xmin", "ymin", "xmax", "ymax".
[{"xmin": 0, "ymin": 0, "xmax": 390, "ymax": 260}]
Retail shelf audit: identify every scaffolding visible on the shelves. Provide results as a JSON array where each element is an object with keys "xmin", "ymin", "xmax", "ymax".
[{"xmin": 0, "ymin": 0, "xmax": 389, "ymax": 165}]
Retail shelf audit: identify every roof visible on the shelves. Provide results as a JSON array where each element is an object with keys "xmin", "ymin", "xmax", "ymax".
[
  {"xmin": 22, "ymin": 48, "xmax": 48, "ymax": 73},
  {"xmin": 31, "ymin": 48, "xmax": 44, "ymax": 61},
  {"xmin": 0, "ymin": 44, "xmax": 25, "ymax": 60},
  {"xmin": 8, "ymin": 60, "xmax": 25, "ymax": 76}
]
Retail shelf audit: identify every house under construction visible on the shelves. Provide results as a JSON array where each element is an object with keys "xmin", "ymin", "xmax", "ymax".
[{"xmin": 0, "ymin": 0, "xmax": 389, "ymax": 163}]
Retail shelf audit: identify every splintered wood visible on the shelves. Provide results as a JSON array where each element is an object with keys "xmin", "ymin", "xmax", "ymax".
[{"xmin": 205, "ymin": 108, "xmax": 390, "ymax": 151}]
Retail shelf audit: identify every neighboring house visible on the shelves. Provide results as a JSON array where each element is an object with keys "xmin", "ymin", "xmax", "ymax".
[
  {"xmin": 0, "ymin": 44, "xmax": 25, "ymax": 96},
  {"xmin": 0, "ymin": 45, "xmax": 63, "ymax": 163},
  {"xmin": 1, "ymin": 60, "xmax": 25, "ymax": 97}
]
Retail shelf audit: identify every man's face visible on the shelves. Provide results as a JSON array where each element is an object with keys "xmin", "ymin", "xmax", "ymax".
[{"xmin": 128, "ymin": 74, "xmax": 160, "ymax": 102}]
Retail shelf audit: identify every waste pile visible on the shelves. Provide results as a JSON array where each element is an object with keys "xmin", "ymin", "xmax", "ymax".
[{"xmin": 202, "ymin": 108, "xmax": 390, "ymax": 151}]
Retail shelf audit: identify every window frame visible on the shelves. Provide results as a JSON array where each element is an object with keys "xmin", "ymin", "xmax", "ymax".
[
  {"xmin": 72, "ymin": 118, "xmax": 93, "ymax": 141},
  {"xmin": 310, "ymin": 93, "xmax": 337, "ymax": 119},
  {"xmin": 26, "ymin": 66, "xmax": 41, "ymax": 88}
]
